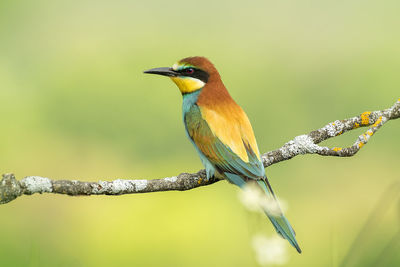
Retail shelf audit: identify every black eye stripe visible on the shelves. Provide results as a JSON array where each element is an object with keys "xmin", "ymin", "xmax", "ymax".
[
  {"xmin": 177, "ymin": 68, "xmax": 209, "ymax": 83},
  {"xmin": 177, "ymin": 68, "xmax": 193, "ymax": 74},
  {"xmin": 186, "ymin": 68, "xmax": 194, "ymax": 74}
]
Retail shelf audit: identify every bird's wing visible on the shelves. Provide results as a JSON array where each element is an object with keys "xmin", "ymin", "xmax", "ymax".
[
  {"xmin": 185, "ymin": 104, "xmax": 302, "ymax": 253},
  {"xmin": 185, "ymin": 104, "xmax": 264, "ymax": 180}
]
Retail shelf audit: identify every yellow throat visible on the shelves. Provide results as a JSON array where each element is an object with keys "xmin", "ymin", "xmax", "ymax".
[
  {"xmin": 170, "ymin": 62, "xmax": 205, "ymax": 94},
  {"xmin": 170, "ymin": 76, "xmax": 205, "ymax": 94}
]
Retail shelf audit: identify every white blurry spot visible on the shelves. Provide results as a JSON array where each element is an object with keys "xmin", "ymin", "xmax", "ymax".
[
  {"xmin": 238, "ymin": 183, "xmax": 287, "ymax": 216},
  {"xmin": 261, "ymin": 197, "xmax": 287, "ymax": 217},
  {"xmin": 252, "ymin": 234, "xmax": 289, "ymax": 266},
  {"xmin": 239, "ymin": 183, "xmax": 264, "ymax": 212}
]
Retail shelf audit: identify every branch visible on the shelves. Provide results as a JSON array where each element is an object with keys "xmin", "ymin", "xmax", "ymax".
[
  {"xmin": 1, "ymin": 99, "xmax": 399, "ymax": 205},
  {"xmin": 262, "ymin": 98, "xmax": 400, "ymax": 166}
]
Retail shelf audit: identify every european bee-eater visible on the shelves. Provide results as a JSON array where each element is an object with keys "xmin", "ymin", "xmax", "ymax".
[{"xmin": 144, "ymin": 57, "xmax": 301, "ymax": 253}]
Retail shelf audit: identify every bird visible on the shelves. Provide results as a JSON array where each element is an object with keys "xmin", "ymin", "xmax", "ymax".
[{"xmin": 144, "ymin": 56, "xmax": 301, "ymax": 253}]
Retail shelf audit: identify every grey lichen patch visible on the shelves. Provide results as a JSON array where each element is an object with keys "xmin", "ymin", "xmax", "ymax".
[
  {"xmin": 0, "ymin": 174, "xmax": 22, "ymax": 204},
  {"xmin": 322, "ymin": 120, "xmax": 344, "ymax": 137},
  {"xmin": 94, "ymin": 179, "xmax": 148, "ymax": 194},
  {"xmin": 262, "ymin": 154, "xmax": 274, "ymax": 167},
  {"xmin": 164, "ymin": 176, "xmax": 178, "ymax": 183},
  {"xmin": 109, "ymin": 180, "xmax": 134, "ymax": 193},
  {"xmin": 392, "ymin": 102, "xmax": 400, "ymax": 117},
  {"xmin": 21, "ymin": 176, "xmax": 53, "ymax": 194},
  {"xmin": 293, "ymin": 135, "xmax": 323, "ymax": 154},
  {"xmin": 133, "ymin": 180, "xmax": 148, "ymax": 191},
  {"xmin": 280, "ymin": 135, "xmax": 322, "ymax": 159}
]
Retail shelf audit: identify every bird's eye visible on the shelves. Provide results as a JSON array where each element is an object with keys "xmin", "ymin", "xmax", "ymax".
[{"xmin": 185, "ymin": 68, "xmax": 195, "ymax": 74}]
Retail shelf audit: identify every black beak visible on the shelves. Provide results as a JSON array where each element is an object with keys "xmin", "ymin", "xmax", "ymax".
[{"xmin": 143, "ymin": 67, "xmax": 178, "ymax": 77}]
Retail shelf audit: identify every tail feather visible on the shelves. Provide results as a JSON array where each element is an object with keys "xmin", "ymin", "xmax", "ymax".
[
  {"xmin": 257, "ymin": 179, "xmax": 302, "ymax": 253},
  {"xmin": 224, "ymin": 172, "xmax": 301, "ymax": 253}
]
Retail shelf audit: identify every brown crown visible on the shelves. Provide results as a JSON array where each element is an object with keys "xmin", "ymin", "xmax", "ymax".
[{"xmin": 179, "ymin": 56, "xmax": 220, "ymax": 79}]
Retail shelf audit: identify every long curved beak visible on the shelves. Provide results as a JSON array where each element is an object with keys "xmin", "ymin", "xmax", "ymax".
[{"xmin": 143, "ymin": 67, "xmax": 178, "ymax": 77}]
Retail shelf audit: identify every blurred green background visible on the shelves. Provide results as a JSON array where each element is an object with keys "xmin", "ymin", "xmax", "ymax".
[{"xmin": 1, "ymin": 0, "xmax": 399, "ymax": 266}]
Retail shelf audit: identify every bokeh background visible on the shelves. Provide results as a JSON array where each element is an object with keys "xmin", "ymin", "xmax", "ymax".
[{"xmin": 1, "ymin": 0, "xmax": 399, "ymax": 266}]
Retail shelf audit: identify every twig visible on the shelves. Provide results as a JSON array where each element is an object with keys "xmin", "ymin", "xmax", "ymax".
[{"xmin": 1, "ymin": 99, "xmax": 399, "ymax": 205}]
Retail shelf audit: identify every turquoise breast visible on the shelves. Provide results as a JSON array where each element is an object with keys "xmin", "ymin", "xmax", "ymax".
[{"xmin": 182, "ymin": 90, "xmax": 216, "ymax": 179}]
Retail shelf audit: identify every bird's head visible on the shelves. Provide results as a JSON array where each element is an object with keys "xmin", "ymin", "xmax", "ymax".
[{"xmin": 144, "ymin": 56, "xmax": 219, "ymax": 94}]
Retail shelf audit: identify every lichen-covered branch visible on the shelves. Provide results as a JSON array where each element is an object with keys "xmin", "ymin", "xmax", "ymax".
[
  {"xmin": 1, "ymin": 99, "xmax": 399, "ymax": 205},
  {"xmin": 0, "ymin": 171, "xmax": 218, "ymax": 205},
  {"xmin": 262, "ymin": 98, "xmax": 400, "ymax": 166}
]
